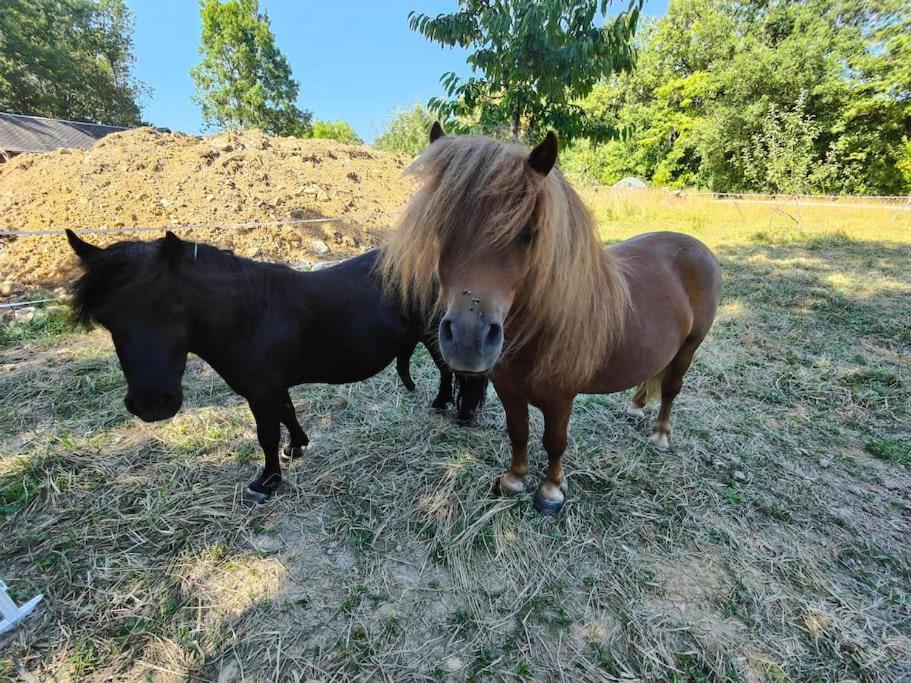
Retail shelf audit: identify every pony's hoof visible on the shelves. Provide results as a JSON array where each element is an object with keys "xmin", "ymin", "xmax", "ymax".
[
  {"xmin": 648, "ymin": 432, "xmax": 670, "ymax": 450},
  {"xmin": 455, "ymin": 410, "xmax": 477, "ymax": 426},
  {"xmin": 402, "ymin": 378, "xmax": 417, "ymax": 392},
  {"xmin": 533, "ymin": 493, "xmax": 564, "ymax": 516},
  {"xmin": 533, "ymin": 483, "xmax": 565, "ymax": 516},
  {"xmin": 283, "ymin": 444, "xmax": 306, "ymax": 460},
  {"xmin": 242, "ymin": 487, "xmax": 272, "ymax": 506},
  {"xmin": 625, "ymin": 401, "xmax": 646, "ymax": 421},
  {"xmin": 494, "ymin": 472, "xmax": 526, "ymax": 496},
  {"xmin": 431, "ymin": 397, "xmax": 452, "ymax": 412}
]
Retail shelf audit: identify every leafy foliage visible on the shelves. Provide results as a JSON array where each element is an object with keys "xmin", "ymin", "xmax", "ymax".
[
  {"xmin": 563, "ymin": 0, "xmax": 911, "ymax": 194},
  {"xmin": 311, "ymin": 119, "xmax": 362, "ymax": 145},
  {"xmin": 741, "ymin": 94, "xmax": 836, "ymax": 195},
  {"xmin": 410, "ymin": 0, "xmax": 644, "ymax": 141},
  {"xmin": 373, "ymin": 104, "xmax": 439, "ymax": 157},
  {"xmin": 191, "ymin": 0, "xmax": 311, "ymax": 136},
  {"xmin": 0, "ymin": 0, "xmax": 144, "ymax": 125}
]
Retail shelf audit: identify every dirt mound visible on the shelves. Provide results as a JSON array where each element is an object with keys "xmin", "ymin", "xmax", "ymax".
[{"xmin": 0, "ymin": 127, "xmax": 412, "ymax": 290}]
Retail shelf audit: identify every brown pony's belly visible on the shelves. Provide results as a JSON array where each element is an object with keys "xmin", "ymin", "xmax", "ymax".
[{"xmin": 583, "ymin": 232, "xmax": 709, "ymax": 394}]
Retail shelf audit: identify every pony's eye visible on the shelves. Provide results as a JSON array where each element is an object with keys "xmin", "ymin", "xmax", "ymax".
[{"xmin": 519, "ymin": 227, "xmax": 537, "ymax": 248}]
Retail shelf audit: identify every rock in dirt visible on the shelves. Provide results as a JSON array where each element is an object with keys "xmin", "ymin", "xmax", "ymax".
[
  {"xmin": 310, "ymin": 238, "xmax": 330, "ymax": 255},
  {"xmin": 12, "ymin": 306, "xmax": 35, "ymax": 323}
]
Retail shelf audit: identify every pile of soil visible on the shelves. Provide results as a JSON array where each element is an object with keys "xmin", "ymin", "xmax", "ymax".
[{"xmin": 0, "ymin": 127, "xmax": 413, "ymax": 291}]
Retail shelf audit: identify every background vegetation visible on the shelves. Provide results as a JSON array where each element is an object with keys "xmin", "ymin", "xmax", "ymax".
[
  {"xmin": 557, "ymin": 0, "xmax": 911, "ymax": 194},
  {"xmin": 0, "ymin": 0, "xmax": 145, "ymax": 125},
  {"xmin": 191, "ymin": 0, "xmax": 312, "ymax": 136}
]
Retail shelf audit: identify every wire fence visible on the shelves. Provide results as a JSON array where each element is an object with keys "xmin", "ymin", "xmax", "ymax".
[
  {"xmin": 0, "ymin": 211, "xmax": 398, "ymax": 239},
  {"xmin": 0, "ymin": 298, "xmax": 59, "ymax": 310},
  {"xmin": 581, "ymin": 187, "xmax": 911, "ymax": 210},
  {"xmin": 2, "ymin": 189, "xmax": 909, "ymax": 311}
]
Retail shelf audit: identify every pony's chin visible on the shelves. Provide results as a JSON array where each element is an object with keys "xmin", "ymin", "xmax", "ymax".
[
  {"xmin": 455, "ymin": 370, "xmax": 489, "ymax": 378},
  {"xmin": 135, "ymin": 407, "xmax": 180, "ymax": 423},
  {"xmin": 127, "ymin": 401, "xmax": 182, "ymax": 423},
  {"xmin": 442, "ymin": 351, "xmax": 498, "ymax": 375}
]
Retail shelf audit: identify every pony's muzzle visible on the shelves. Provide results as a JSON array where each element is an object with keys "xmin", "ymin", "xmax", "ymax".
[
  {"xmin": 439, "ymin": 313, "xmax": 503, "ymax": 373},
  {"xmin": 124, "ymin": 388, "xmax": 182, "ymax": 422}
]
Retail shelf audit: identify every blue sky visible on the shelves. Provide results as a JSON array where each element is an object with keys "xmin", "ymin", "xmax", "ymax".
[{"xmin": 128, "ymin": 1, "xmax": 670, "ymax": 142}]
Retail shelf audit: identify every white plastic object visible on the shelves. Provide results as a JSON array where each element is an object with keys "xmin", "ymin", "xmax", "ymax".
[{"xmin": 0, "ymin": 579, "xmax": 43, "ymax": 634}]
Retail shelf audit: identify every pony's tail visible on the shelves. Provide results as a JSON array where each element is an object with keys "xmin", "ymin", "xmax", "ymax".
[
  {"xmin": 454, "ymin": 374, "xmax": 488, "ymax": 424},
  {"xmin": 396, "ymin": 345, "xmax": 417, "ymax": 391}
]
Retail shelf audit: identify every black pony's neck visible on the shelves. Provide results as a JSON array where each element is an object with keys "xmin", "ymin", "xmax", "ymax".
[{"xmin": 174, "ymin": 242, "xmax": 301, "ymax": 347}]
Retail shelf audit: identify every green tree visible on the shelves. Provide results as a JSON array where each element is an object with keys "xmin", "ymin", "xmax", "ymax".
[
  {"xmin": 373, "ymin": 104, "xmax": 439, "ymax": 157},
  {"xmin": 569, "ymin": 0, "xmax": 911, "ymax": 195},
  {"xmin": 191, "ymin": 0, "xmax": 311, "ymax": 136},
  {"xmin": 741, "ymin": 94, "xmax": 835, "ymax": 195},
  {"xmin": 409, "ymin": 0, "xmax": 644, "ymax": 142},
  {"xmin": 311, "ymin": 119, "xmax": 362, "ymax": 145},
  {"xmin": 0, "ymin": 0, "xmax": 144, "ymax": 125}
]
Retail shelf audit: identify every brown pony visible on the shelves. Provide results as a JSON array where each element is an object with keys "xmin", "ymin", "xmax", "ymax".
[{"xmin": 381, "ymin": 124, "xmax": 722, "ymax": 514}]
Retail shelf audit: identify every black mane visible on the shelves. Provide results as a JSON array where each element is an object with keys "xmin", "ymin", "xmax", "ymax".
[{"xmin": 70, "ymin": 237, "xmax": 277, "ymax": 327}]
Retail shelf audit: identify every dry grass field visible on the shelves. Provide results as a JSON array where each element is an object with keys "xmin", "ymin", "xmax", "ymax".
[{"xmin": 1, "ymin": 191, "xmax": 909, "ymax": 681}]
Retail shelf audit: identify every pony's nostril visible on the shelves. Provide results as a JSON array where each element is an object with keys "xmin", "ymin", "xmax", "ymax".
[
  {"xmin": 485, "ymin": 323, "xmax": 502, "ymax": 349},
  {"xmin": 440, "ymin": 318, "xmax": 455, "ymax": 344}
]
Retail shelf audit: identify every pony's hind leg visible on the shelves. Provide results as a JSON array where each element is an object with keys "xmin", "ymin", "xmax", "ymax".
[
  {"xmin": 280, "ymin": 392, "xmax": 309, "ymax": 459},
  {"xmin": 627, "ymin": 375, "xmax": 662, "ymax": 418},
  {"xmin": 649, "ymin": 341, "xmax": 699, "ymax": 449},
  {"xmin": 396, "ymin": 342, "xmax": 418, "ymax": 392}
]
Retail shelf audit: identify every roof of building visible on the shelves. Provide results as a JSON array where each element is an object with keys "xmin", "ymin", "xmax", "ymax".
[
  {"xmin": 0, "ymin": 112, "xmax": 128, "ymax": 154},
  {"xmin": 612, "ymin": 177, "xmax": 649, "ymax": 189}
]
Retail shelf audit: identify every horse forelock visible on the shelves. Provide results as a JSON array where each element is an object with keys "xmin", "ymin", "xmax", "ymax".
[
  {"xmin": 381, "ymin": 134, "xmax": 630, "ymax": 386},
  {"xmin": 71, "ymin": 241, "xmax": 159, "ymax": 326},
  {"xmin": 70, "ymin": 239, "xmax": 253, "ymax": 327}
]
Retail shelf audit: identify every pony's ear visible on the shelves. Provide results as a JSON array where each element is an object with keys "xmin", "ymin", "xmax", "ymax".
[
  {"xmin": 430, "ymin": 121, "xmax": 446, "ymax": 143},
  {"xmin": 66, "ymin": 229, "xmax": 102, "ymax": 261},
  {"xmin": 528, "ymin": 131, "xmax": 559, "ymax": 176},
  {"xmin": 161, "ymin": 230, "xmax": 185, "ymax": 263}
]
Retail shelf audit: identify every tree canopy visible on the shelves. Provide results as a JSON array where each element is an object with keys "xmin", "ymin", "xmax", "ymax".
[
  {"xmin": 561, "ymin": 0, "xmax": 911, "ymax": 195},
  {"xmin": 410, "ymin": 0, "xmax": 644, "ymax": 142},
  {"xmin": 0, "ymin": 0, "xmax": 144, "ymax": 125},
  {"xmin": 191, "ymin": 0, "xmax": 311, "ymax": 137}
]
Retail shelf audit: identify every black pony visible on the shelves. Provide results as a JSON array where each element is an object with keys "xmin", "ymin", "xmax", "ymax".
[{"xmin": 66, "ymin": 230, "xmax": 486, "ymax": 503}]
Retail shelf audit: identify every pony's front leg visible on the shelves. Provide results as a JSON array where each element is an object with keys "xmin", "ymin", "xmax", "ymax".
[
  {"xmin": 244, "ymin": 400, "xmax": 284, "ymax": 505},
  {"xmin": 494, "ymin": 387, "xmax": 529, "ymax": 496},
  {"xmin": 534, "ymin": 398, "xmax": 573, "ymax": 516},
  {"xmin": 423, "ymin": 337, "xmax": 455, "ymax": 410},
  {"xmin": 432, "ymin": 367, "xmax": 455, "ymax": 411}
]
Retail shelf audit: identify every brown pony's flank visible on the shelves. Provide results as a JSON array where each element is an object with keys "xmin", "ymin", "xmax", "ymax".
[{"xmin": 381, "ymin": 134, "xmax": 630, "ymax": 386}]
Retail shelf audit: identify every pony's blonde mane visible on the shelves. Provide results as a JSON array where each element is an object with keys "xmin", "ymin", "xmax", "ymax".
[{"xmin": 380, "ymin": 134, "xmax": 630, "ymax": 386}]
